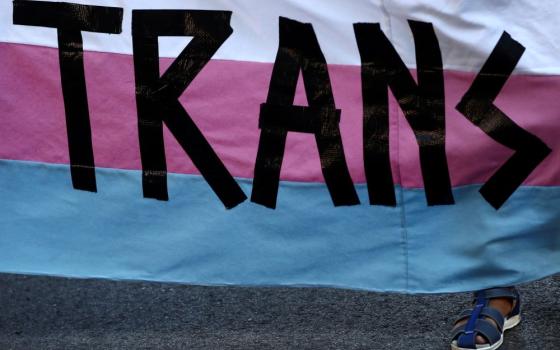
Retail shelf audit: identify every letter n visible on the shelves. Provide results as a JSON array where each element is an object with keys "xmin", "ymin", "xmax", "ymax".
[{"xmin": 354, "ymin": 20, "xmax": 454, "ymax": 206}]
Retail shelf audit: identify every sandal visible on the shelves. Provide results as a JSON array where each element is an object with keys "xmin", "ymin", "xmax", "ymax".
[{"xmin": 450, "ymin": 287, "xmax": 522, "ymax": 350}]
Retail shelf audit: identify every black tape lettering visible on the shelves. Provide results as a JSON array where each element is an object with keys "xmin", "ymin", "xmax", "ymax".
[
  {"xmin": 354, "ymin": 20, "xmax": 454, "ymax": 206},
  {"xmin": 251, "ymin": 17, "xmax": 359, "ymax": 209},
  {"xmin": 13, "ymin": 0, "xmax": 123, "ymax": 192},
  {"xmin": 456, "ymin": 32, "xmax": 551, "ymax": 209},
  {"xmin": 132, "ymin": 10, "xmax": 247, "ymax": 209}
]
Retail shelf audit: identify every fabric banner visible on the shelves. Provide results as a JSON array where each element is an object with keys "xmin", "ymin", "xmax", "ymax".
[{"xmin": 1, "ymin": 0, "xmax": 559, "ymax": 293}]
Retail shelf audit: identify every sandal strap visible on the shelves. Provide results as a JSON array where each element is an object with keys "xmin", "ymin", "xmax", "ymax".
[
  {"xmin": 451, "ymin": 323, "xmax": 470, "ymax": 341},
  {"xmin": 456, "ymin": 308, "xmax": 476, "ymax": 321},
  {"xmin": 480, "ymin": 307, "xmax": 505, "ymax": 332},
  {"xmin": 459, "ymin": 301, "xmax": 485, "ymax": 347},
  {"xmin": 453, "ymin": 306, "xmax": 505, "ymax": 332},
  {"xmin": 474, "ymin": 287, "xmax": 517, "ymax": 300},
  {"xmin": 451, "ymin": 287, "xmax": 521, "ymax": 349},
  {"xmin": 476, "ymin": 319, "xmax": 502, "ymax": 344},
  {"xmin": 456, "ymin": 319, "xmax": 502, "ymax": 348},
  {"xmin": 454, "ymin": 307, "xmax": 502, "ymax": 322},
  {"xmin": 474, "ymin": 287, "xmax": 521, "ymax": 317}
]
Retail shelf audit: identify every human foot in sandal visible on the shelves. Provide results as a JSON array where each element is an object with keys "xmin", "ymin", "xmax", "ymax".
[{"xmin": 450, "ymin": 287, "xmax": 521, "ymax": 350}]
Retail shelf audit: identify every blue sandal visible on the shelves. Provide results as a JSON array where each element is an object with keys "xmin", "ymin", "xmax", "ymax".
[{"xmin": 450, "ymin": 287, "xmax": 521, "ymax": 350}]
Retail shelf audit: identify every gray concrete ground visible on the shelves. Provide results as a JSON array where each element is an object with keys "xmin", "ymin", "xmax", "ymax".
[{"xmin": 0, "ymin": 273, "xmax": 558, "ymax": 349}]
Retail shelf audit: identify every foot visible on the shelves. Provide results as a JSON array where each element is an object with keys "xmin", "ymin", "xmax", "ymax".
[
  {"xmin": 453, "ymin": 297, "xmax": 514, "ymax": 344},
  {"xmin": 450, "ymin": 287, "xmax": 521, "ymax": 350}
]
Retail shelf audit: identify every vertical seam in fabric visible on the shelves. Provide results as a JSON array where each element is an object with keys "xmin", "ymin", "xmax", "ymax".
[
  {"xmin": 398, "ymin": 172, "xmax": 409, "ymax": 292},
  {"xmin": 395, "ymin": 105, "xmax": 409, "ymax": 292},
  {"xmin": 381, "ymin": 0, "xmax": 410, "ymax": 292}
]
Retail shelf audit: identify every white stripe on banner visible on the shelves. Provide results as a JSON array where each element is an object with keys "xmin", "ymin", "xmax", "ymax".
[{"xmin": 2, "ymin": 0, "xmax": 560, "ymax": 73}]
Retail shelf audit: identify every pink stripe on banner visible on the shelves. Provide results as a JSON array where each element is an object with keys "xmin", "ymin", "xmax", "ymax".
[{"xmin": 1, "ymin": 42, "xmax": 559, "ymax": 187}]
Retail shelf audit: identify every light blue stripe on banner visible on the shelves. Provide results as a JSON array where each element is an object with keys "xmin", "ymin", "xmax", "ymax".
[{"xmin": 0, "ymin": 160, "xmax": 559, "ymax": 293}]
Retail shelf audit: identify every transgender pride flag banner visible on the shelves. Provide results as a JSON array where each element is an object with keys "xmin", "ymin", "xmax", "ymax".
[{"xmin": 1, "ymin": 0, "xmax": 559, "ymax": 293}]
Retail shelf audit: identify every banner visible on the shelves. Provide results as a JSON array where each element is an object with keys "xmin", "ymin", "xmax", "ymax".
[{"xmin": 1, "ymin": 0, "xmax": 559, "ymax": 293}]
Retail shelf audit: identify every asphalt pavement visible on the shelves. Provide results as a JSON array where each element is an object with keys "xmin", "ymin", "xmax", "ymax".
[{"xmin": 1, "ymin": 273, "xmax": 559, "ymax": 349}]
